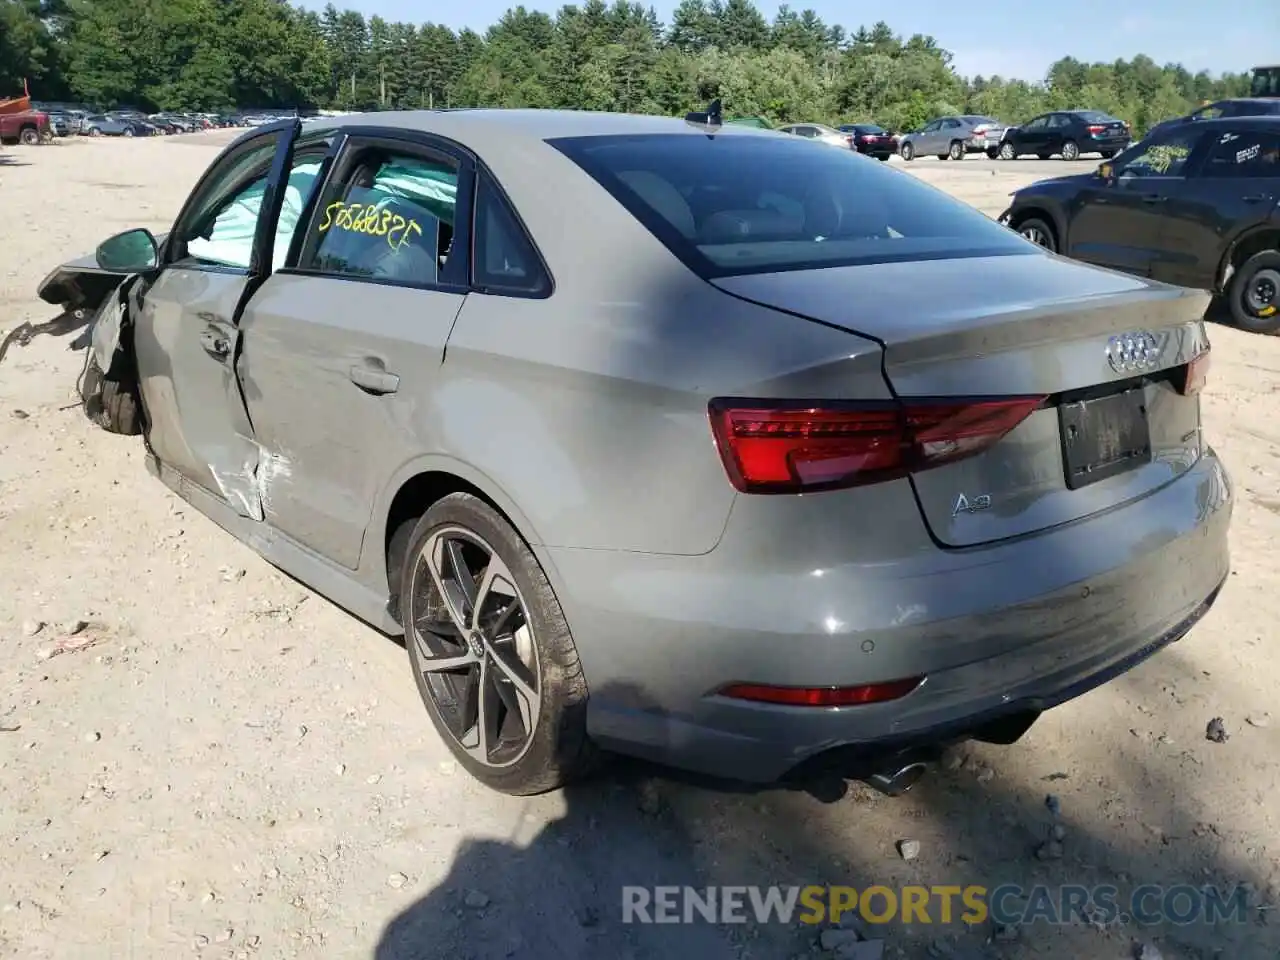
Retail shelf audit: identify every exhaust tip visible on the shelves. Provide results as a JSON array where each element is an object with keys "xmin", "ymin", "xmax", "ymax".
[{"xmin": 864, "ymin": 761, "xmax": 930, "ymax": 797}]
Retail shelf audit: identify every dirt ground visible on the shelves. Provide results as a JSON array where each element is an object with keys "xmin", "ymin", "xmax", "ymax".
[{"xmin": 1, "ymin": 133, "xmax": 1277, "ymax": 960}]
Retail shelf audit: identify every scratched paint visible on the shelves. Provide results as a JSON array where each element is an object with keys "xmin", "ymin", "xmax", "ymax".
[
  {"xmin": 207, "ymin": 444, "xmax": 290, "ymax": 522},
  {"xmin": 254, "ymin": 447, "xmax": 292, "ymax": 518}
]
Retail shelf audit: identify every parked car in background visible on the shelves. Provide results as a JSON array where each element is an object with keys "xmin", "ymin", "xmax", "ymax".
[
  {"xmin": 44, "ymin": 109, "xmax": 83, "ymax": 137},
  {"xmin": 725, "ymin": 116, "xmax": 771, "ymax": 129},
  {"xmin": 1146, "ymin": 98, "xmax": 1280, "ymax": 141},
  {"xmin": 999, "ymin": 117, "xmax": 1280, "ymax": 333},
  {"xmin": 776, "ymin": 122, "xmax": 853, "ymax": 148},
  {"xmin": 897, "ymin": 115, "xmax": 1009, "ymax": 161},
  {"xmin": 998, "ymin": 110, "xmax": 1130, "ymax": 161},
  {"xmin": 838, "ymin": 123, "xmax": 897, "ymax": 160},
  {"xmin": 0, "ymin": 109, "xmax": 51, "ymax": 145},
  {"xmin": 83, "ymin": 115, "xmax": 150, "ymax": 137}
]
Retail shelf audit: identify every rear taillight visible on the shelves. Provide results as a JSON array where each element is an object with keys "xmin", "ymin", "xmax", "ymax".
[
  {"xmin": 845, "ymin": 135, "xmax": 854, "ymax": 144},
  {"xmin": 1087, "ymin": 124, "xmax": 1107, "ymax": 135},
  {"xmin": 1181, "ymin": 348, "xmax": 1211, "ymax": 395},
  {"xmin": 972, "ymin": 125, "xmax": 989, "ymax": 136},
  {"xmin": 707, "ymin": 396, "xmax": 1046, "ymax": 494}
]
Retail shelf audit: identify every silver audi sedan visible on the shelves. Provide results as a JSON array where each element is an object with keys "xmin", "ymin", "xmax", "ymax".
[{"xmin": 41, "ymin": 108, "xmax": 1231, "ymax": 796}]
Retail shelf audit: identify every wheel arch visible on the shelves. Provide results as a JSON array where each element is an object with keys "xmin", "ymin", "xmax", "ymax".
[
  {"xmin": 1217, "ymin": 225, "xmax": 1280, "ymax": 293},
  {"xmin": 369, "ymin": 455, "xmax": 557, "ymax": 626},
  {"xmin": 1006, "ymin": 202, "xmax": 1065, "ymax": 250}
]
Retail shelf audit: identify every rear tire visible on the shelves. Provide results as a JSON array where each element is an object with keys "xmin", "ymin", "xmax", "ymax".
[
  {"xmin": 877, "ymin": 154, "xmax": 889, "ymax": 161},
  {"xmin": 398, "ymin": 493, "xmax": 598, "ymax": 796},
  {"xmin": 998, "ymin": 141, "xmax": 1017, "ymax": 161},
  {"xmin": 1227, "ymin": 250, "xmax": 1280, "ymax": 334},
  {"xmin": 81, "ymin": 355, "xmax": 143, "ymax": 435},
  {"xmin": 948, "ymin": 140, "xmax": 964, "ymax": 161},
  {"xmin": 1100, "ymin": 150, "xmax": 1116, "ymax": 160},
  {"xmin": 986, "ymin": 146, "xmax": 999, "ymax": 159},
  {"xmin": 19, "ymin": 126, "xmax": 38, "ymax": 146},
  {"xmin": 88, "ymin": 127, "xmax": 101, "ymax": 137},
  {"xmin": 1061, "ymin": 139, "xmax": 1080, "ymax": 161},
  {"xmin": 900, "ymin": 141, "xmax": 915, "ymax": 161}
]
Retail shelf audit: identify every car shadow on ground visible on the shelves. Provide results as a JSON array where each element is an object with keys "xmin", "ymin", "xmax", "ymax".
[
  {"xmin": 374, "ymin": 680, "xmax": 1277, "ymax": 960},
  {"xmin": 0, "ymin": 154, "xmax": 30, "ymax": 167}
]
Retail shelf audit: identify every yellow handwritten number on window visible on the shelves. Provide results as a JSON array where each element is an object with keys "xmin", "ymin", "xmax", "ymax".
[{"xmin": 318, "ymin": 200, "xmax": 423, "ymax": 251}]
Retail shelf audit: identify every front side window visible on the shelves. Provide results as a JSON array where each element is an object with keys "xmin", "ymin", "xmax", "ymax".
[
  {"xmin": 551, "ymin": 132, "xmax": 1031, "ymax": 279},
  {"xmin": 303, "ymin": 148, "xmax": 458, "ymax": 286},
  {"xmin": 1116, "ymin": 130, "xmax": 1202, "ymax": 178},
  {"xmin": 1022, "ymin": 116, "xmax": 1048, "ymax": 131},
  {"xmin": 179, "ymin": 136, "xmax": 327, "ymax": 271},
  {"xmin": 1201, "ymin": 131, "xmax": 1280, "ymax": 178}
]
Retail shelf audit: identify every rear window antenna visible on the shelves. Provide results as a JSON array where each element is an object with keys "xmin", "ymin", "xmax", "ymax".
[{"xmin": 684, "ymin": 98, "xmax": 723, "ymax": 136}]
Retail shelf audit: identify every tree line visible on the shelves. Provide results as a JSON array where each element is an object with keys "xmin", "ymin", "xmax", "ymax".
[{"xmin": 0, "ymin": 0, "xmax": 1253, "ymax": 134}]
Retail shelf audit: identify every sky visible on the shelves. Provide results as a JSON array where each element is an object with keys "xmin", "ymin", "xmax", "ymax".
[{"xmin": 298, "ymin": 0, "xmax": 1277, "ymax": 82}]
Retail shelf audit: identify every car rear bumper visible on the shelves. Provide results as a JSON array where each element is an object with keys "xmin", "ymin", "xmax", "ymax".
[{"xmin": 553, "ymin": 445, "xmax": 1232, "ymax": 783}]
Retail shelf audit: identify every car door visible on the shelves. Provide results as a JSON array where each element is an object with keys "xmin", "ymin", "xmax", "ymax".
[
  {"xmin": 1064, "ymin": 127, "xmax": 1206, "ymax": 276},
  {"xmin": 1155, "ymin": 127, "xmax": 1280, "ymax": 289},
  {"xmin": 1042, "ymin": 113, "xmax": 1072, "ymax": 155},
  {"xmin": 1014, "ymin": 115, "xmax": 1050, "ymax": 154},
  {"xmin": 132, "ymin": 119, "xmax": 315, "ymax": 519},
  {"xmin": 914, "ymin": 120, "xmax": 941, "ymax": 153},
  {"xmin": 234, "ymin": 131, "xmax": 474, "ymax": 570}
]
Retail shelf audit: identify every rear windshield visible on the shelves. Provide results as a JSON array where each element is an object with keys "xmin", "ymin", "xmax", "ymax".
[
  {"xmin": 1076, "ymin": 110, "xmax": 1121, "ymax": 124},
  {"xmin": 853, "ymin": 124, "xmax": 886, "ymax": 133},
  {"xmin": 549, "ymin": 133, "xmax": 1030, "ymax": 278},
  {"xmin": 963, "ymin": 116, "xmax": 999, "ymax": 125}
]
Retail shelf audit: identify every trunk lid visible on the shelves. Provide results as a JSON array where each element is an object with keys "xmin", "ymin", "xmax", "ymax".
[{"xmin": 712, "ymin": 253, "xmax": 1211, "ymax": 548}]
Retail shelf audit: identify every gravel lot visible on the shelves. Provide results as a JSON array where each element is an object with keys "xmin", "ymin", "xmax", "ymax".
[{"xmin": 1, "ymin": 133, "xmax": 1277, "ymax": 960}]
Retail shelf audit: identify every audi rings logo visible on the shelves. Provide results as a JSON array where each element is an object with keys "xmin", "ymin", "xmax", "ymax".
[{"xmin": 1105, "ymin": 330, "xmax": 1162, "ymax": 374}]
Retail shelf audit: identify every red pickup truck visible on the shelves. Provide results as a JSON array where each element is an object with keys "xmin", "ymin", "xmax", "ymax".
[{"xmin": 0, "ymin": 110, "xmax": 51, "ymax": 145}]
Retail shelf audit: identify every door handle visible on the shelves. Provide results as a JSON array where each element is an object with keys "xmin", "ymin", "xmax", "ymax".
[
  {"xmin": 199, "ymin": 328, "xmax": 230, "ymax": 359},
  {"xmin": 1242, "ymin": 194, "xmax": 1271, "ymax": 203},
  {"xmin": 1140, "ymin": 194, "xmax": 1166, "ymax": 204},
  {"xmin": 348, "ymin": 363, "xmax": 400, "ymax": 395}
]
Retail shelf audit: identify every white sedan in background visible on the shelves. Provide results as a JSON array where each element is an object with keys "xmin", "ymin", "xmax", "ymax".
[{"xmin": 776, "ymin": 122, "xmax": 853, "ymax": 148}]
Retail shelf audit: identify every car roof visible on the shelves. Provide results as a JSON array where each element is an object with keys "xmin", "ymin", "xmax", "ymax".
[
  {"xmin": 1175, "ymin": 115, "xmax": 1280, "ymax": 129},
  {"xmin": 302, "ymin": 108, "xmax": 777, "ymax": 154}
]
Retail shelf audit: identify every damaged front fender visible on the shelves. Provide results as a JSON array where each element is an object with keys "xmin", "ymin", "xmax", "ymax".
[{"xmin": 37, "ymin": 232, "xmax": 169, "ymax": 314}]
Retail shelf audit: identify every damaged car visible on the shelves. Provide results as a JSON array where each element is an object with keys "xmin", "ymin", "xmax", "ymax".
[{"xmin": 40, "ymin": 111, "xmax": 1232, "ymax": 797}]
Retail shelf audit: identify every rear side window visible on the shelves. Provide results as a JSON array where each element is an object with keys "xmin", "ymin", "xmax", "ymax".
[
  {"xmin": 549, "ymin": 132, "xmax": 1030, "ymax": 278},
  {"xmin": 1201, "ymin": 131, "xmax": 1280, "ymax": 178},
  {"xmin": 471, "ymin": 170, "xmax": 551, "ymax": 297},
  {"xmin": 304, "ymin": 150, "xmax": 458, "ymax": 287}
]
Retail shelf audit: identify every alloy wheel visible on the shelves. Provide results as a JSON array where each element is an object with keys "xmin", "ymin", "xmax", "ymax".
[
  {"xmin": 1061, "ymin": 140, "xmax": 1079, "ymax": 161},
  {"xmin": 406, "ymin": 526, "xmax": 541, "ymax": 768},
  {"xmin": 1246, "ymin": 268, "xmax": 1280, "ymax": 318},
  {"xmin": 1019, "ymin": 223, "xmax": 1052, "ymax": 249},
  {"xmin": 999, "ymin": 142, "xmax": 1015, "ymax": 160}
]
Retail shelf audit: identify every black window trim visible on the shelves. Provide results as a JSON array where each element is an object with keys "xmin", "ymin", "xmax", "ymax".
[
  {"xmin": 470, "ymin": 160, "xmax": 555, "ymax": 300},
  {"xmin": 547, "ymin": 132, "xmax": 1033, "ymax": 282},
  {"xmin": 280, "ymin": 126, "xmax": 476, "ymax": 296}
]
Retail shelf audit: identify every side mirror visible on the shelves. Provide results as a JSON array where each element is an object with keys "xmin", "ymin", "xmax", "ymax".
[{"xmin": 96, "ymin": 228, "xmax": 159, "ymax": 273}]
